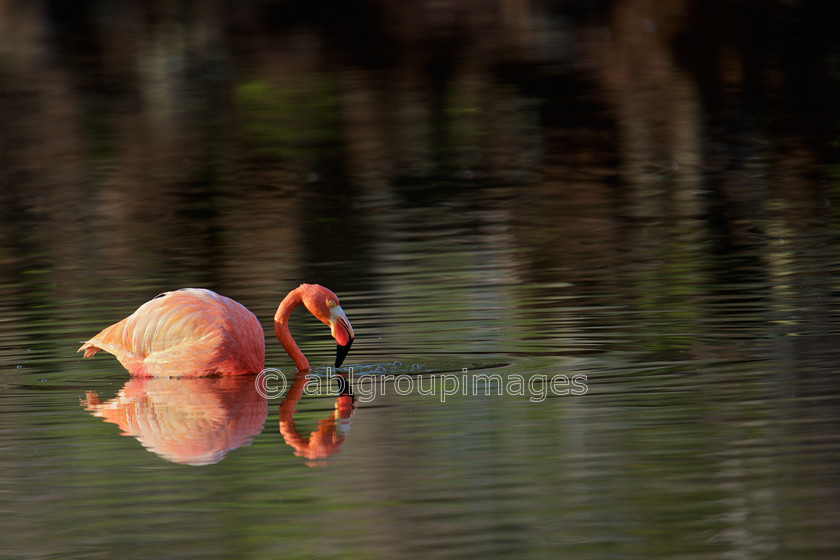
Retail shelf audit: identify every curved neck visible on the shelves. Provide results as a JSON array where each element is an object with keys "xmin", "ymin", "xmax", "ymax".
[{"xmin": 274, "ymin": 287, "xmax": 310, "ymax": 372}]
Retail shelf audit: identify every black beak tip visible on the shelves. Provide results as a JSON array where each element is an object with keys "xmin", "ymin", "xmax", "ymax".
[{"xmin": 335, "ymin": 337, "xmax": 354, "ymax": 369}]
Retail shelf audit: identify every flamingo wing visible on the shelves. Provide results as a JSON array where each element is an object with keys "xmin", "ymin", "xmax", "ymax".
[{"xmin": 79, "ymin": 289, "xmax": 265, "ymax": 376}]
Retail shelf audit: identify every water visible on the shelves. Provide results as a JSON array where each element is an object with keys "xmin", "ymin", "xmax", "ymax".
[{"xmin": 2, "ymin": 1, "xmax": 840, "ymax": 558}]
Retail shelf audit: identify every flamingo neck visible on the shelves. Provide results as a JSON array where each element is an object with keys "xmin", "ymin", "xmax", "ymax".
[{"xmin": 274, "ymin": 287, "xmax": 310, "ymax": 372}]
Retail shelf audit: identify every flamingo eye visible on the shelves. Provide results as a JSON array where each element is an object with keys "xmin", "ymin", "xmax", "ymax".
[{"xmin": 327, "ymin": 299, "xmax": 336, "ymax": 308}]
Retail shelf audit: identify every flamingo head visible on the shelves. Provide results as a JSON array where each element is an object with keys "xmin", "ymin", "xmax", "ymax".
[{"xmin": 300, "ymin": 284, "xmax": 355, "ymax": 368}]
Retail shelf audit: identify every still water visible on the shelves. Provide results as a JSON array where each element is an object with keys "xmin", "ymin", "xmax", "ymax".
[{"xmin": 2, "ymin": 1, "xmax": 839, "ymax": 558}]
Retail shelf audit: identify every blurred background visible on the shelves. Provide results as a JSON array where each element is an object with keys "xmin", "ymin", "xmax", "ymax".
[{"xmin": 1, "ymin": 0, "xmax": 839, "ymax": 558}]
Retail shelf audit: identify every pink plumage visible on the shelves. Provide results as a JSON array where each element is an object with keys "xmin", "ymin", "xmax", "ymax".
[
  {"xmin": 79, "ymin": 284, "xmax": 355, "ymax": 376},
  {"xmin": 79, "ymin": 289, "xmax": 265, "ymax": 376}
]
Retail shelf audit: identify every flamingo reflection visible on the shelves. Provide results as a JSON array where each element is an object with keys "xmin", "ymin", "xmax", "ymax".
[
  {"xmin": 279, "ymin": 373, "xmax": 356, "ymax": 465},
  {"xmin": 82, "ymin": 375, "xmax": 267, "ymax": 465}
]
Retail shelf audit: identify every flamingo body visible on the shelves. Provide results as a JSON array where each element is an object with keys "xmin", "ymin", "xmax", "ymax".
[
  {"xmin": 80, "ymin": 284, "xmax": 354, "ymax": 376},
  {"xmin": 79, "ymin": 289, "xmax": 265, "ymax": 376}
]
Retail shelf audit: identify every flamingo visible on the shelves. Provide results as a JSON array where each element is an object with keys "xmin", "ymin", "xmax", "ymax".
[{"xmin": 78, "ymin": 284, "xmax": 355, "ymax": 376}]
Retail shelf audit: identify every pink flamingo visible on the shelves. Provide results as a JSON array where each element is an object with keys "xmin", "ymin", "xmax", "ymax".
[{"xmin": 79, "ymin": 284, "xmax": 354, "ymax": 376}]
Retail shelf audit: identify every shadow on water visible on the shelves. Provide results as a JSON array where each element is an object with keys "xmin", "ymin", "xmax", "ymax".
[
  {"xmin": 278, "ymin": 372, "xmax": 356, "ymax": 466},
  {"xmin": 79, "ymin": 363, "xmax": 532, "ymax": 467},
  {"xmin": 80, "ymin": 371, "xmax": 362, "ymax": 467},
  {"xmin": 82, "ymin": 374, "xmax": 269, "ymax": 466}
]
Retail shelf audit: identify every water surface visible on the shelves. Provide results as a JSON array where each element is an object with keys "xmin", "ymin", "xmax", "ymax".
[{"xmin": 1, "ymin": 1, "xmax": 839, "ymax": 558}]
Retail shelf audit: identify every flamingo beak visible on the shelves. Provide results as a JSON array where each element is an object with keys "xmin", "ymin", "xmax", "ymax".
[{"xmin": 330, "ymin": 305, "xmax": 355, "ymax": 368}]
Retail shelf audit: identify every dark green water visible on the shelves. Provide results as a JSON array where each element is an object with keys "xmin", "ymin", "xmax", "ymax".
[{"xmin": 2, "ymin": 1, "xmax": 839, "ymax": 558}]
